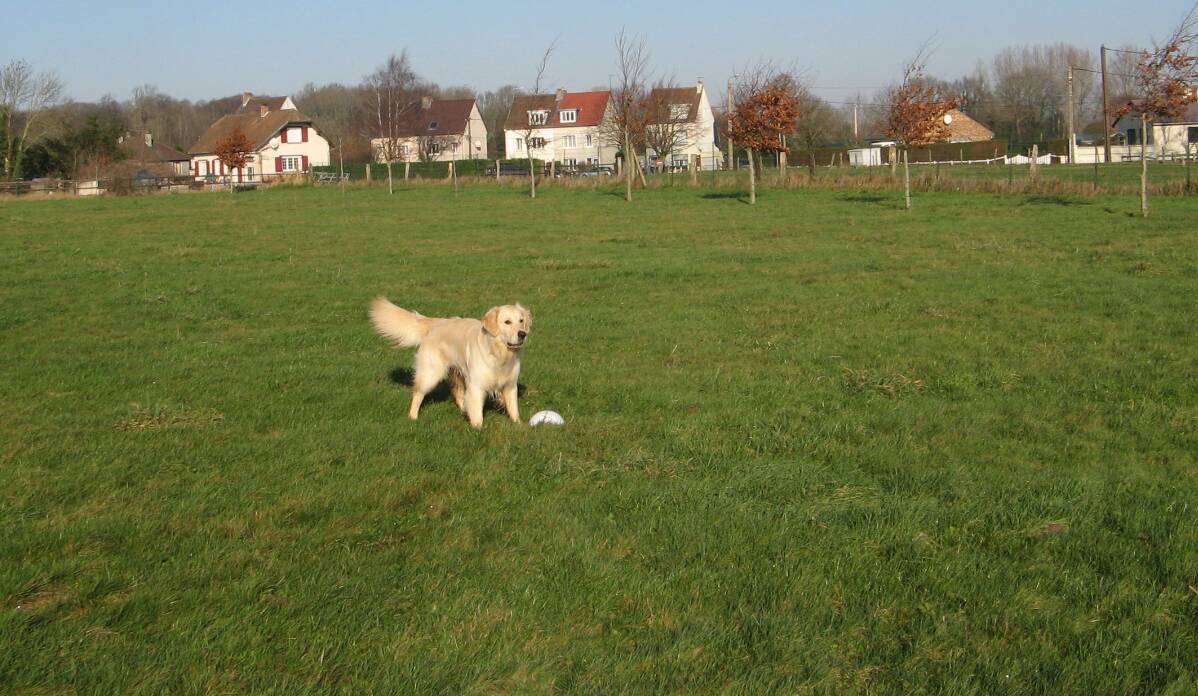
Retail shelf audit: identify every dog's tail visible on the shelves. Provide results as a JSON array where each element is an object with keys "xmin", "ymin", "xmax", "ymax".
[{"xmin": 370, "ymin": 297, "xmax": 435, "ymax": 348}]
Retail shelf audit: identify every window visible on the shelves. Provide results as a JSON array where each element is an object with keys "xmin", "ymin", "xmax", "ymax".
[
  {"xmin": 560, "ymin": 109, "xmax": 578, "ymax": 123},
  {"xmin": 399, "ymin": 144, "xmax": 409, "ymax": 157},
  {"xmin": 282, "ymin": 155, "xmax": 302, "ymax": 172},
  {"xmin": 676, "ymin": 131, "xmax": 688, "ymax": 146},
  {"xmin": 287, "ymin": 127, "xmax": 303, "ymax": 142},
  {"xmin": 429, "ymin": 142, "xmax": 441, "ymax": 155},
  {"xmin": 586, "ymin": 134, "xmax": 593, "ymax": 147},
  {"xmin": 586, "ymin": 157, "xmax": 598, "ymax": 165},
  {"xmin": 561, "ymin": 135, "xmax": 576, "ymax": 148},
  {"xmin": 528, "ymin": 110, "xmax": 549, "ymax": 125},
  {"xmin": 670, "ymin": 104, "xmax": 689, "ymax": 120},
  {"xmin": 529, "ymin": 137, "xmax": 546, "ymax": 148},
  {"xmin": 450, "ymin": 141, "xmax": 458, "ymax": 153},
  {"xmin": 516, "ymin": 137, "xmax": 524, "ymax": 151},
  {"xmin": 563, "ymin": 158, "xmax": 577, "ymax": 166},
  {"xmin": 428, "ymin": 121, "xmax": 438, "ymax": 130},
  {"xmin": 1190, "ymin": 126, "xmax": 1198, "ymax": 144}
]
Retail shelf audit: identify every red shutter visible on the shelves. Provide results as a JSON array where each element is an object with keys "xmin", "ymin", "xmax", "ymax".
[
  {"xmin": 280, "ymin": 128, "xmax": 287, "ymax": 144},
  {"xmin": 301, "ymin": 155, "xmax": 309, "ymax": 170},
  {"xmin": 301, "ymin": 127, "xmax": 308, "ymax": 142},
  {"xmin": 275, "ymin": 157, "xmax": 283, "ymax": 173}
]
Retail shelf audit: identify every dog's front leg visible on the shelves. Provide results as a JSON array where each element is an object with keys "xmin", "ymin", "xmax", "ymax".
[
  {"xmin": 501, "ymin": 383, "xmax": 520, "ymax": 423},
  {"xmin": 464, "ymin": 384, "xmax": 486, "ymax": 429}
]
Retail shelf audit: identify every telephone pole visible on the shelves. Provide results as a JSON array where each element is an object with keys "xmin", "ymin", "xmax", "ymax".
[
  {"xmin": 853, "ymin": 100, "xmax": 860, "ymax": 141},
  {"xmin": 1066, "ymin": 65, "xmax": 1076, "ymax": 165},
  {"xmin": 1101, "ymin": 45, "xmax": 1112, "ymax": 164}
]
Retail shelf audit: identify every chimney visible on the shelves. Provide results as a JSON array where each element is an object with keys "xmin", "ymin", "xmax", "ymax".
[
  {"xmin": 241, "ymin": 92, "xmax": 253, "ymax": 107},
  {"xmin": 696, "ymin": 79, "xmax": 703, "ymax": 94},
  {"xmin": 555, "ymin": 88, "xmax": 566, "ymax": 102},
  {"xmin": 260, "ymin": 104, "xmax": 269, "ymax": 117},
  {"xmin": 421, "ymin": 95, "xmax": 433, "ymax": 110},
  {"xmin": 144, "ymin": 132, "xmax": 153, "ymax": 147}
]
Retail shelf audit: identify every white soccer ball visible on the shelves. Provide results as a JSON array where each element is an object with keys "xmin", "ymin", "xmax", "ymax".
[{"xmin": 529, "ymin": 410, "xmax": 565, "ymax": 427}]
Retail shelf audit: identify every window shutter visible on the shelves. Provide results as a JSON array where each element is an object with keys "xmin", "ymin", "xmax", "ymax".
[
  {"xmin": 301, "ymin": 127, "xmax": 308, "ymax": 142},
  {"xmin": 275, "ymin": 156, "xmax": 283, "ymax": 173},
  {"xmin": 280, "ymin": 128, "xmax": 287, "ymax": 144},
  {"xmin": 301, "ymin": 155, "xmax": 309, "ymax": 170}
]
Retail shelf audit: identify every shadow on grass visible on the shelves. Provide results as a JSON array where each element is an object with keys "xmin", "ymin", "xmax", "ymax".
[
  {"xmin": 838, "ymin": 193, "xmax": 891, "ymax": 204},
  {"xmin": 700, "ymin": 192, "xmax": 750, "ymax": 204},
  {"xmin": 1023, "ymin": 194, "xmax": 1091, "ymax": 206},
  {"xmin": 388, "ymin": 367, "xmax": 527, "ymax": 415}
]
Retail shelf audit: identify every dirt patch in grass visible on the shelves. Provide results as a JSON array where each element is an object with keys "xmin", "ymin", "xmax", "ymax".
[{"xmin": 118, "ymin": 404, "xmax": 224, "ymax": 431}]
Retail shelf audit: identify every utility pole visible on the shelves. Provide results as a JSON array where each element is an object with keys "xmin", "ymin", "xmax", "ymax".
[
  {"xmin": 1066, "ymin": 65, "xmax": 1076, "ymax": 165},
  {"xmin": 1101, "ymin": 45, "xmax": 1112, "ymax": 164},
  {"xmin": 727, "ymin": 76, "xmax": 736, "ymax": 170},
  {"xmin": 853, "ymin": 100, "xmax": 860, "ymax": 142}
]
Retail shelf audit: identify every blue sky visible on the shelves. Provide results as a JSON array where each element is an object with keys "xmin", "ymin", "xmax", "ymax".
[{"xmin": 6, "ymin": 0, "xmax": 1193, "ymax": 104}]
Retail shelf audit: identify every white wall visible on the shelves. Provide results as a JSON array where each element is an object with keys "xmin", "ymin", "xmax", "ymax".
[{"xmin": 190, "ymin": 125, "xmax": 330, "ymax": 181}]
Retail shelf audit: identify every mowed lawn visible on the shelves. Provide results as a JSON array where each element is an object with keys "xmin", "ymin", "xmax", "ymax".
[{"xmin": 1, "ymin": 183, "xmax": 1196, "ymax": 694}]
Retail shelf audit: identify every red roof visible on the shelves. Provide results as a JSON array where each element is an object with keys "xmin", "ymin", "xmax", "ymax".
[{"xmin": 505, "ymin": 90, "xmax": 609, "ymax": 130}]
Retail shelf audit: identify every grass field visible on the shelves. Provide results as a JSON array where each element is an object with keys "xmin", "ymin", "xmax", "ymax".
[{"xmin": 2, "ymin": 183, "xmax": 1197, "ymax": 694}]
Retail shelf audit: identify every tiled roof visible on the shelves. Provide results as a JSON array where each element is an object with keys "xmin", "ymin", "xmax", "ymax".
[
  {"xmin": 504, "ymin": 91, "xmax": 610, "ymax": 130},
  {"xmin": 646, "ymin": 86, "xmax": 702, "ymax": 124},
  {"xmin": 188, "ymin": 110, "xmax": 315, "ymax": 155},
  {"xmin": 393, "ymin": 99, "xmax": 476, "ymax": 138},
  {"xmin": 945, "ymin": 109, "xmax": 994, "ymax": 142}
]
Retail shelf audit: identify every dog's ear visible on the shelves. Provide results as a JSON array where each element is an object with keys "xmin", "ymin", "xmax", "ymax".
[
  {"xmin": 517, "ymin": 303, "xmax": 532, "ymax": 330},
  {"xmin": 482, "ymin": 306, "xmax": 501, "ymax": 336}
]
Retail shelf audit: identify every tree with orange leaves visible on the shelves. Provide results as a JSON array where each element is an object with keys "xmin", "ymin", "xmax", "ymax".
[
  {"xmin": 1117, "ymin": 3, "xmax": 1198, "ymax": 218},
  {"xmin": 214, "ymin": 127, "xmax": 253, "ymax": 191},
  {"xmin": 726, "ymin": 84, "xmax": 800, "ymax": 205},
  {"xmin": 884, "ymin": 49, "xmax": 956, "ymax": 210}
]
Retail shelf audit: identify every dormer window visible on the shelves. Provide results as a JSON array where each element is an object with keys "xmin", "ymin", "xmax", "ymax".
[
  {"xmin": 670, "ymin": 104, "xmax": 689, "ymax": 120},
  {"xmin": 428, "ymin": 121, "xmax": 438, "ymax": 130},
  {"xmin": 560, "ymin": 109, "xmax": 578, "ymax": 124},
  {"xmin": 528, "ymin": 110, "xmax": 549, "ymax": 126}
]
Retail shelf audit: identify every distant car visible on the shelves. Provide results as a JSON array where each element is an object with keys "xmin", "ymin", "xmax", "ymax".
[{"xmin": 578, "ymin": 165, "xmax": 614, "ymax": 177}]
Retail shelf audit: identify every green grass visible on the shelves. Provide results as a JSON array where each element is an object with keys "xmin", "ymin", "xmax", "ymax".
[{"xmin": 2, "ymin": 184, "xmax": 1197, "ymax": 694}]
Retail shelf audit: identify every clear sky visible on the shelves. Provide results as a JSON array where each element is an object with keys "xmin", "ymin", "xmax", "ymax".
[{"xmin": 6, "ymin": 0, "xmax": 1194, "ymax": 105}]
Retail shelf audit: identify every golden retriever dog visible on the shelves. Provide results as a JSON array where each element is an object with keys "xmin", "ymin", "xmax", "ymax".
[{"xmin": 370, "ymin": 298, "xmax": 531, "ymax": 428}]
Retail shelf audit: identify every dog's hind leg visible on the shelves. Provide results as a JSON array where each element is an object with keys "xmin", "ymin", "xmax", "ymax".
[
  {"xmin": 409, "ymin": 350, "xmax": 446, "ymax": 420},
  {"xmin": 449, "ymin": 369, "xmax": 466, "ymax": 412}
]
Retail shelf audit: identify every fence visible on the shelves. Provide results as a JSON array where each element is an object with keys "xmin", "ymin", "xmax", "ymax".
[{"xmin": 0, "ymin": 172, "xmax": 311, "ymax": 197}]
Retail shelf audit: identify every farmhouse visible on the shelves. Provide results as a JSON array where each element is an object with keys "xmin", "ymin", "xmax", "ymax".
[
  {"xmin": 117, "ymin": 132, "xmax": 190, "ymax": 176},
  {"xmin": 370, "ymin": 97, "xmax": 488, "ymax": 163},
  {"xmin": 187, "ymin": 92, "xmax": 330, "ymax": 182},
  {"xmin": 503, "ymin": 89, "xmax": 616, "ymax": 168},
  {"xmin": 644, "ymin": 81, "xmax": 723, "ymax": 170}
]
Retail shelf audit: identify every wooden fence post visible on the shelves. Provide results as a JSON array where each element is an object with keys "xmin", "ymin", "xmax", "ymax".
[
  {"xmin": 365, "ymin": 163, "xmax": 372, "ymax": 183},
  {"xmin": 495, "ymin": 159, "xmax": 500, "ymax": 183},
  {"xmin": 404, "ymin": 161, "xmax": 410, "ymax": 180},
  {"xmin": 1029, "ymin": 144, "xmax": 1039, "ymax": 180}
]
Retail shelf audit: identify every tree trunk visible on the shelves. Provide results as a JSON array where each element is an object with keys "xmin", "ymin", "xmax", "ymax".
[
  {"xmin": 528, "ymin": 154, "xmax": 536, "ymax": 199},
  {"xmin": 903, "ymin": 148, "xmax": 911, "ymax": 210},
  {"xmin": 624, "ymin": 130, "xmax": 633, "ymax": 202},
  {"xmin": 1141, "ymin": 113, "xmax": 1148, "ymax": 218},
  {"xmin": 748, "ymin": 147, "xmax": 757, "ymax": 205},
  {"xmin": 387, "ymin": 161, "xmax": 393, "ymax": 195}
]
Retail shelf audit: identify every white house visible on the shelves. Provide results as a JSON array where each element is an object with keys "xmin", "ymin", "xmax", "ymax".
[
  {"xmin": 187, "ymin": 92, "xmax": 330, "ymax": 182},
  {"xmin": 643, "ymin": 81, "xmax": 723, "ymax": 170},
  {"xmin": 371, "ymin": 97, "xmax": 488, "ymax": 163},
  {"xmin": 1111, "ymin": 101, "xmax": 1198, "ymax": 158},
  {"xmin": 503, "ymin": 89, "xmax": 616, "ymax": 167}
]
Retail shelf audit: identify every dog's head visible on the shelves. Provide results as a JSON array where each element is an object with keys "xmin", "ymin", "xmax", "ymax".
[{"xmin": 482, "ymin": 304, "xmax": 532, "ymax": 350}]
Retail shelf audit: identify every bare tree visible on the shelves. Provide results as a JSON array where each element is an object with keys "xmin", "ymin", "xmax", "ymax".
[
  {"xmin": 1117, "ymin": 2, "xmax": 1198, "ymax": 218},
  {"xmin": 1, "ymin": 60, "xmax": 64, "ymax": 181},
  {"xmin": 478, "ymin": 85, "xmax": 519, "ymax": 158},
  {"xmin": 884, "ymin": 47, "xmax": 956, "ymax": 210},
  {"xmin": 642, "ymin": 79, "xmax": 698, "ymax": 174},
  {"xmin": 516, "ymin": 43, "xmax": 556, "ymax": 199},
  {"xmin": 416, "ymin": 133, "xmax": 457, "ymax": 162},
  {"xmin": 603, "ymin": 29, "xmax": 651, "ymax": 202},
  {"xmin": 364, "ymin": 51, "xmax": 419, "ymax": 194},
  {"xmin": 789, "ymin": 85, "xmax": 837, "ymax": 176},
  {"xmin": 296, "ymin": 82, "xmax": 361, "ymax": 178}
]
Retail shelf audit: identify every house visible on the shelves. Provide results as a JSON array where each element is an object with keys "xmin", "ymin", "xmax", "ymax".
[
  {"xmin": 643, "ymin": 81, "xmax": 723, "ymax": 170},
  {"xmin": 117, "ymin": 132, "xmax": 190, "ymax": 176},
  {"xmin": 503, "ymin": 89, "xmax": 616, "ymax": 167},
  {"xmin": 941, "ymin": 109, "xmax": 994, "ymax": 142},
  {"xmin": 187, "ymin": 92, "xmax": 330, "ymax": 182},
  {"xmin": 370, "ymin": 97, "xmax": 488, "ymax": 163},
  {"xmin": 1112, "ymin": 101, "xmax": 1198, "ymax": 157}
]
